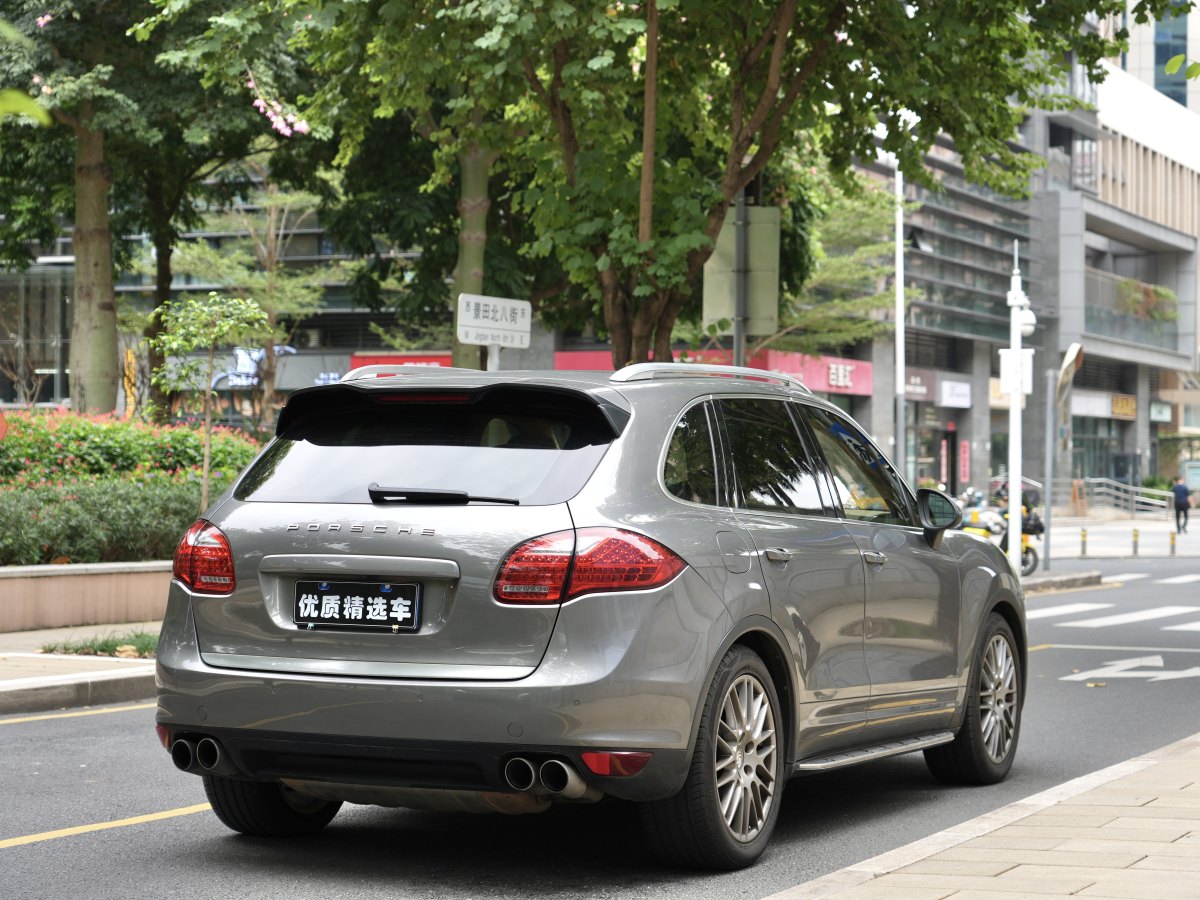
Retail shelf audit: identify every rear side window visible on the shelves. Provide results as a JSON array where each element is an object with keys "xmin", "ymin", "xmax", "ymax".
[
  {"xmin": 664, "ymin": 403, "xmax": 719, "ymax": 506},
  {"xmin": 235, "ymin": 387, "xmax": 614, "ymax": 505},
  {"xmin": 719, "ymin": 398, "xmax": 825, "ymax": 517}
]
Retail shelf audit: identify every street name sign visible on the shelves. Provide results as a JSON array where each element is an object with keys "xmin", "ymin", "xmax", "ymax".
[{"xmin": 457, "ymin": 294, "xmax": 532, "ymax": 349}]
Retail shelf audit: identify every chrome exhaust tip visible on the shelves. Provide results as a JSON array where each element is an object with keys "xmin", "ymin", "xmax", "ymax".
[
  {"xmin": 195, "ymin": 737, "xmax": 237, "ymax": 775},
  {"xmin": 538, "ymin": 759, "xmax": 597, "ymax": 800},
  {"xmin": 503, "ymin": 757, "xmax": 537, "ymax": 792},
  {"xmin": 170, "ymin": 739, "xmax": 197, "ymax": 772}
]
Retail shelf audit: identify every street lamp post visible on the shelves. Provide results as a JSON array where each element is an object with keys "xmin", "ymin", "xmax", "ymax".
[{"xmin": 1003, "ymin": 242, "xmax": 1036, "ymax": 578}]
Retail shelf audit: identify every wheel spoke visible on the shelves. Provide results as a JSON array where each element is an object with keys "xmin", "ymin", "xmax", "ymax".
[
  {"xmin": 978, "ymin": 634, "xmax": 1017, "ymax": 763},
  {"xmin": 711, "ymin": 672, "xmax": 778, "ymax": 842}
]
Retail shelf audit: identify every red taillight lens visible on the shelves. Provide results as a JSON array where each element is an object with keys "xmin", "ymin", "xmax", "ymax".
[
  {"xmin": 494, "ymin": 527, "xmax": 685, "ymax": 605},
  {"xmin": 173, "ymin": 520, "xmax": 236, "ymax": 595},
  {"xmin": 581, "ymin": 751, "xmax": 653, "ymax": 777}
]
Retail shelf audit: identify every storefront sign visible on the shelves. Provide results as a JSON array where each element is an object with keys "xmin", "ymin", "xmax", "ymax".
[
  {"xmin": 1111, "ymin": 393, "xmax": 1137, "ymax": 421},
  {"xmin": 959, "ymin": 440, "xmax": 971, "ymax": 484},
  {"xmin": 756, "ymin": 351, "xmax": 874, "ymax": 395},
  {"xmin": 1150, "ymin": 401, "xmax": 1173, "ymax": 423},
  {"xmin": 904, "ymin": 368, "xmax": 936, "ymax": 400},
  {"xmin": 1072, "ymin": 389, "xmax": 1112, "ymax": 418},
  {"xmin": 938, "ymin": 379, "xmax": 972, "ymax": 409}
]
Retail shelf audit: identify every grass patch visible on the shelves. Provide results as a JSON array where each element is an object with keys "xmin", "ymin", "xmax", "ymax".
[{"xmin": 40, "ymin": 630, "xmax": 159, "ymax": 659}]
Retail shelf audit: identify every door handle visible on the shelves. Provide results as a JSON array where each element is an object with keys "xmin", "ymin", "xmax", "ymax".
[
  {"xmin": 862, "ymin": 550, "xmax": 888, "ymax": 566},
  {"xmin": 764, "ymin": 548, "xmax": 794, "ymax": 562}
]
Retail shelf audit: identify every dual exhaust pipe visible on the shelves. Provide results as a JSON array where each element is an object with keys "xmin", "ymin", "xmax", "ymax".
[
  {"xmin": 170, "ymin": 737, "xmax": 238, "ymax": 776},
  {"xmin": 503, "ymin": 756, "xmax": 596, "ymax": 800}
]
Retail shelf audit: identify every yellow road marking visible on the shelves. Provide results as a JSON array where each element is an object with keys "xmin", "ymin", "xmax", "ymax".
[
  {"xmin": 1029, "ymin": 644, "xmax": 1052, "ymax": 652},
  {"xmin": 0, "ymin": 703, "xmax": 155, "ymax": 727},
  {"xmin": 0, "ymin": 804, "xmax": 211, "ymax": 850}
]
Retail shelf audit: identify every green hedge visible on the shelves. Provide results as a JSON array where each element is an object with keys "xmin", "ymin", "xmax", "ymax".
[
  {"xmin": 0, "ymin": 410, "xmax": 260, "ymax": 487},
  {"xmin": 0, "ymin": 470, "xmax": 237, "ymax": 566}
]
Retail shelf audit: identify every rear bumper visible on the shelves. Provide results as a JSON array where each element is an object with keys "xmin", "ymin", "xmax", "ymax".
[{"xmin": 156, "ymin": 572, "xmax": 733, "ymax": 802}]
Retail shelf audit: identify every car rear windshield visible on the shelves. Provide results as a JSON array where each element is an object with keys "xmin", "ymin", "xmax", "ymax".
[{"xmin": 234, "ymin": 387, "xmax": 616, "ymax": 505}]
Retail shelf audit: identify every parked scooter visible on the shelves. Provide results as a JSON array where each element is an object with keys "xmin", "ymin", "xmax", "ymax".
[
  {"xmin": 962, "ymin": 504, "xmax": 1042, "ymax": 576},
  {"xmin": 957, "ymin": 487, "xmax": 1006, "ymax": 535}
]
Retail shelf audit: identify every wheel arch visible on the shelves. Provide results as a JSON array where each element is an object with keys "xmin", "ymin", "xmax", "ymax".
[
  {"xmin": 988, "ymin": 596, "xmax": 1028, "ymax": 703},
  {"xmin": 690, "ymin": 616, "xmax": 798, "ymax": 768}
]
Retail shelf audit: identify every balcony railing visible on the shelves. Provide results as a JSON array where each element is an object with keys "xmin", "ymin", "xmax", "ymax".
[{"xmin": 1084, "ymin": 268, "xmax": 1180, "ymax": 351}]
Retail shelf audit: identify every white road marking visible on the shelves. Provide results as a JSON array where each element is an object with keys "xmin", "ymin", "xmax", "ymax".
[
  {"xmin": 1099, "ymin": 573, "xmax": 1150, "ymax": 583},
  {"xmin": 1162, "ymin": 620, "xmax": 1200, "ymax": 631},
  {"xmin": 1056, "ymin": 606, "xmax": 1200, "ymax": 628},
  {"xmin": 1153, "ymin": 574, "xmax": 1200, "ymax": 584},
  {"xmin": 1026, "ymin": 602, "xmax": 1113, "ymax": 620},
  {"xmin": 1060, "ymin": 655, "xmax": 1200, "ymax": 682}
]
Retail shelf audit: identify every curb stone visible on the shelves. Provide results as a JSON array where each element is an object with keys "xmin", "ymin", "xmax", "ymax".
[{"xmin": 0, "ymin": 669, "xmax": 156, "ymax": 716}]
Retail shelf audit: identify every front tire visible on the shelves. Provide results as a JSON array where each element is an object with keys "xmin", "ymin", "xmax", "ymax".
[
  {"xmin": 640, "ymin": 646, "xmax": 782, "ymax": 870},
  {"xmin": 204, "ymin": 775, "xmax": 342, "ymax": 837},
  {"xmin": 925, "ymin": 613, "xmax": 1021, "ymax": 784}
]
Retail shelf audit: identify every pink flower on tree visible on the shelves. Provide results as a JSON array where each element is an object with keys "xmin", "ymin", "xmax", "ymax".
[{"xmin": 36, "ymin": 14, "xmax": 53, "ymax": 27}]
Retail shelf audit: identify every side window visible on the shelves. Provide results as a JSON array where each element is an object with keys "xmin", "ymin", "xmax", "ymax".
[
  {"xmin": 801, "ymin": 406, "xmax": 916, "ymax": 527},
  {"xmin": 664, "ymin": 402, "xmax": 719, "ymax": 506},
  {"xmin": 718, "ymin": 398, "xmax": 824, "ymax": 516}
]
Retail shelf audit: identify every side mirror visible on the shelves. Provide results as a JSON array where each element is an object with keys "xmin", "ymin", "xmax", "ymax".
[{"xmin": 917, "ymin": 488, "xmax": 963, "ymax": 550}]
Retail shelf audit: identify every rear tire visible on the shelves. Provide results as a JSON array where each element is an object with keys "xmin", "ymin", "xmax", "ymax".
[
  {"xmin": 203, "ymin": 775, "xmax": 342, "ymax": 837},
  {"xmin": 925, "ymin": 613, "xmax": 1021, "ymax": 785},
  {"xmin": 640, "ymin": 646, "xmax": 782, "ymax": 870}
]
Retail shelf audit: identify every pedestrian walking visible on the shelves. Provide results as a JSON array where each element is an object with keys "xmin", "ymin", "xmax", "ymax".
[{"xmin": 1172, "ymin": 475, "xmax": 1191, "ymax": 534}]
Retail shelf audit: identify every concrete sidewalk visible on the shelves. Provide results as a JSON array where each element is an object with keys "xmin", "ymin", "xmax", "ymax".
[
  {"xmin": 0, "ymin": 620, "xmax": 159, "ymax": 715},
  {"xmin": 772, "ymin": 730, "xmax": 1200, "ymax": 899}
]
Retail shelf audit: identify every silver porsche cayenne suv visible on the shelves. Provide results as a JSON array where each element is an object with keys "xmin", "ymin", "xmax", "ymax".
[{"xmin": 156, "ymin": 362, "xmax": 1026, "ymax": 870}]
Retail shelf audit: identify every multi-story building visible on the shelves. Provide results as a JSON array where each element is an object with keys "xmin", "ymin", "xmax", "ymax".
[{"xmin": 1113, "ymin": 1, "xmax": 1200, "ymax": 111}]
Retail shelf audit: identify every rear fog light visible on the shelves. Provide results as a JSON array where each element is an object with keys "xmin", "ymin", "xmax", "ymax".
[{"xmin": 581, "ymin": 751, "xmax": 653, "ymax": 776}]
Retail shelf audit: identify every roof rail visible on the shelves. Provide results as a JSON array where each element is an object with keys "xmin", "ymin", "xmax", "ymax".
[
  {"xmin": 609, "ymin": 362, "xmax": 810, "ymax": 393},
  {"xmin": 339, "ymin": 365, "xmax": 477, "ymax": 382}
]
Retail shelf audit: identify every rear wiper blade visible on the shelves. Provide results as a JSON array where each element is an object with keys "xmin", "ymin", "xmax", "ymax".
[{"xmin": 368, "ymin": 484, "xmax": 520, "ymax": 506}]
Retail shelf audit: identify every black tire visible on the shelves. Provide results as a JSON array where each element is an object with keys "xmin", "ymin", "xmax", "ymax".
[
  {"xmin": 640, "ymin": 646, "xmax": 783, "ymax": 870},
  {"xmin": 1021, "ymin": 546, "xmax": 1038, "ymax": 576},
  {"xmin": 925, "ymin": 613, "xmax": 1021, "ymax": 785},
  {"xmin": 203, "ymin": 775, "xmax": 342, "ymax": 837}
]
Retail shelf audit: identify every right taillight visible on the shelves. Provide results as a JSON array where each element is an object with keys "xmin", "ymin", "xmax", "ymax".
[
  {"xmin": 494, "ymin": 527, "xmax": 685, "ymax": 605},
  {"xmin": 173, "ymin": 520, "xmax": 236, "ymax": 595}
]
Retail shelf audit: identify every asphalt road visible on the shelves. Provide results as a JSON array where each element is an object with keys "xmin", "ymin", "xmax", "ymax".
[{"xmin": 2, "ymin": 560, "xmax": 1198, "ymax": 899}]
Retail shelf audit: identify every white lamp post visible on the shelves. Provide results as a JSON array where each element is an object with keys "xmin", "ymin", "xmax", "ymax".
[
  {"xmin": 894, "ymin": 169, "xmax": 906, "ymax": 481},
  {"xmin": 1002, "ymin": 242, "xmax": 1036, "ymax": 577}
]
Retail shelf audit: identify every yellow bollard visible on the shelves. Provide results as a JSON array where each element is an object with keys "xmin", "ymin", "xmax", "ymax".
[
  {"xmin": 1171, "ymin": 532, "xmax": 1177, "ymax": 557},
  {"xmin": 1081, "ymin": 528, "xmax": 1087, "ymax": 557},
  {"xmin": 1133, "ymin": 528, "xmax": 1139, "ymax": 556}
]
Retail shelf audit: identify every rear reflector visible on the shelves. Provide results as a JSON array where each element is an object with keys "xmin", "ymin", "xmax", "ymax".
[
  {"xmin": 494, "ymin": 527, "xmax": 685, "ymax": 605},
  {"xmin": 581, "ymin": 751, "xmax": 653, "ymax": 777},
  {"xmin": 173, "ymin": 520, "xmax": 236, "ymax": 595}
]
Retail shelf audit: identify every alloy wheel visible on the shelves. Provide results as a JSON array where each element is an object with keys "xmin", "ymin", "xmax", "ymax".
[
  {"xmin": 979, "ymin": 633, "xmax": 1018, "ymax": 763},
  {"xmin": 714, "ymin": 673, "xmax": 778, "ymax": 842}
]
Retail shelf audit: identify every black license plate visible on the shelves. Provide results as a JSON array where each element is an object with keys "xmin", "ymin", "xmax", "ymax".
[{"xmin": 294, "ymin": 580, "xmax": 421, "ymax": 631}]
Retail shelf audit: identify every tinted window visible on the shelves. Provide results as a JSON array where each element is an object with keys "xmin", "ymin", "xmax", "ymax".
[
  {"xmin": 720, "ymin": 398, "xmax": 824, "ymax": 516},
  {"xmin": 235, "ymin": 390, "xmax": 613, "ymax": 505},
  {"xmin": 664, "ymin": 403, "xmax": 719, "ymax": 506},
  {"xmin": 801, "ymin": 406, "xmax": 915, "ymax": 526}
]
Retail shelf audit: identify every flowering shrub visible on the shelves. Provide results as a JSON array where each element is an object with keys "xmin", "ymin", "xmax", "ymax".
[
  {"xmin": 0, "ymin": 410, "xmax": 261, "ymax": 486},
  {"xmin": 0, "ymin": 469, "xmax": 240, "ymax": 566}
]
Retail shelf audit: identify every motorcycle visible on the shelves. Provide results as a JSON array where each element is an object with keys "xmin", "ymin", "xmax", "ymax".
[{"xmin": 963, "ymin": 507, "xmax": 1043, "ymax": 576}]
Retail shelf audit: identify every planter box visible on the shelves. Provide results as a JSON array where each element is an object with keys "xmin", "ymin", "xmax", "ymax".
[{"xmin": 0, "ymin": 561, "xmax": 172, "ymax": 633}]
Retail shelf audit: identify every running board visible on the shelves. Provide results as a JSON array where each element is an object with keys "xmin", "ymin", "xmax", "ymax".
[{"xmin": 793, "ymin": 731, "xmax": 956, "ymax": 773}]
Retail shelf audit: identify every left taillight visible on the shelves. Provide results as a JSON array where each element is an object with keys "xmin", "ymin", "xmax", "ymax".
[
  {"xmin": 494, "ymin": 527, "xmax": 685, "ymax": 605},
  {"xmin": 173, "ymin": 520, "xmax": 236, "ymax": 595}
]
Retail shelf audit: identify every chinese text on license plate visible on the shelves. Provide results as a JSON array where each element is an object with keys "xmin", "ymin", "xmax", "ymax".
[{"xmin": 294, "ymin": 580, "xmax": 420, "ymax": 632}]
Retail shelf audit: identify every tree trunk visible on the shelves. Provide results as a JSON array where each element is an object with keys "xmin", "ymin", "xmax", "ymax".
[
  {"xmin": 69, "ymin": 125, "xmax": 119, "ymax": 414},
  {"xmin": 601, "ymin": 263, "xmax": 633, "ymax": 369},
  {"xmin": 638, "ymin": 0, "xmax": 658, "ymax": 245},
  {"xmin": 145, "ymin": 233, "xmax": 174, "ymax": 422},
  {"xmin": 259, "ymin": 311, "xmax": 279, "ymax": 432},
  {"xmin": 451, "ymin": 143, "xmax": 494, "ymax": 370},
  {"xmin": 201, "ymin": 345, "xmax": 215, "ymax": 513}
]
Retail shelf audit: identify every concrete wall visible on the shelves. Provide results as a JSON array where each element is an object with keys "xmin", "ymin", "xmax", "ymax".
[{"xmin": 0, "ymin": 562, "xmax": 171, "ymax": 633}]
